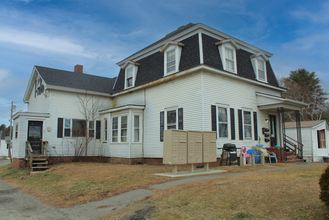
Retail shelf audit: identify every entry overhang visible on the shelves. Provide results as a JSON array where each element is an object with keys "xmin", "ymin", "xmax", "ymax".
[{"xmin": 256, "ymin": 92, "xmax": 308, "ymax": 111}]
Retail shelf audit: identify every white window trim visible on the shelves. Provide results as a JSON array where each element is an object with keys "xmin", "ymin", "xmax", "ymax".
[
  {"xmin": 63, "ymin": 118, "xmax": 72, "ymax": 138},
  {"xmin": 242, "ymin": 109, "xmax": 253, "ymax": 140},
  {"xmin": 164, "ymin": 107, "xmax": 178, "ymax": 130},
  {"xmin": 15, "ymin": 123, "xmax": 19, "ymax": 139},
  {"xmin": 251, "ymin": 53, "xmax": 268, "ymax": 83},
  {"xmin": 216, "ymin": 105, "xmax": 230, "ymax": 139},
  {"xmin": 216, "ymin": 39, "xmax": 240, "ymax": 74},
  {"xmin": 160, "ymin": 41, "xmax": 184, "ymax": 76},
  {"xmin": 121, "ymin": 61, "xmax": 139, "ymax": 89},
  {"xmin": 132, "ymin": 113, "xmax": 142, "ymax": 143},
  {"xmin": 88, "ymin": 120, "xmax": 95, "ymax": 138},
  {"xmin": 111, "ymin": 114, "xmax": 129, "ymax": 143}
]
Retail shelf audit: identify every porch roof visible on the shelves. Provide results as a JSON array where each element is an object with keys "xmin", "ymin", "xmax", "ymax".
[
  {"xmin": 13, "ymin": 112, "xmax": 50, "ymax": 120},
  {"xmin": 256, "ymin": 92, "xmax": 308, "ymax": 111}
]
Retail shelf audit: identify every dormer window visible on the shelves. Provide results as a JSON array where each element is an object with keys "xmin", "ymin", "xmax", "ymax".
[
  {"xmin": 35, "ymin": 76, "xmax": 44, "ymax": 97},
  {"xmin": 216, "ymin": 39, "xmax": 240, "ymax": 74},
  {"xmin": 251, "ymin": 53, "xmax": 268, "ymax": 82},
  {"xmin": 122, "ymin": 61, "xmax": 139, "ymax": 89},
  {"xmin": 160, "ymin": 41, "xmax": 184, "ymax": 76}
]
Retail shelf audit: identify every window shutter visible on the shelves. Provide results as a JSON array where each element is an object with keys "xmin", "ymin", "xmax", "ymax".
[
  {"xmin": 211, "ymin": 105, "xmax": 217, "ymax": 131},
  {"xmin": 317, "ymin": 130, "xmax": 320, "ymax": 149},
  {"xmin": 238, "ymin": 109, "xmax": 243, "ymax": 140},
  {"xmin": 178, "ymin": 108, "xmax": 183, "ymax": 130},
  {"xmin": 57, "ymin": 118, "xmax": 63, "ymax": 138},
  {"xmin": 253, "ymin": 112, "xmax": 258, "ymax": 140},
  {"xmin": 160, "ymin": 111, "xmax": 164, "ymax": 142},
  {"xmin": 96, "ymin": 120, "xmax": 101, "ymax": 139},
  {"xmin": 230, "ymin": 108, "xmax": 235, "ymax": 140}
]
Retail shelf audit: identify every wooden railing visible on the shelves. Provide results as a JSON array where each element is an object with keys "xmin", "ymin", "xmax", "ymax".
[{"xmin": 42, "ymin": 141, "xmax": 48, "ymax": 156}]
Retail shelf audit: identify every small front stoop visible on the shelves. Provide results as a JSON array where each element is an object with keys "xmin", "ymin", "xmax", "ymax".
[
  {"xmin": 285, "ymin": 152, "xmax": 306, "ymax": 163},
  {"xmin": 29, "ymin": 155, "xmax": 49, "ymax": 173}
]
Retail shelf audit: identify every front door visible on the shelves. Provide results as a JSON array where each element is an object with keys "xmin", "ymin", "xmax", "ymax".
[
  {"xmin": 269, "ymin": 115, "xmax": 277, "ymax": 147},
  {"xmin": 28, "ymin": 121, "xmax": 43, "ymax": 154}
]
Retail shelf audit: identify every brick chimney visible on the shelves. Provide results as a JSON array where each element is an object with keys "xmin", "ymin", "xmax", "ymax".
[{"xmin": 74, "ymin": 64, "xmax": 83, "ymax": 73}]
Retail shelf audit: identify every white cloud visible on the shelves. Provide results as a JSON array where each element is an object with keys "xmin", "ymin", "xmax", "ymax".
[
  {"xmin": 0, "ymin": 27, "xmax": 96, "ymax": 58},
  {"xmin": 291, "ymin": 1, "xmax": 329, "ymax": 23}
]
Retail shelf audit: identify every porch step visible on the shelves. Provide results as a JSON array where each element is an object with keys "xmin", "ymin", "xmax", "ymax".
[
  {"xmin": 285, "ymin": 159, "xmax": 307, "ymax": 163},
  {"xmin": 29, "ymin": 156, "xmax": 49, "ymax": 173}
]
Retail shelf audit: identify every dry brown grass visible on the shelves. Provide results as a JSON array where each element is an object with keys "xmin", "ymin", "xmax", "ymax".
[
  {"xmin": 121, "ymin": 164, "xmax": 329, "ymax": 220},
  {"xmin": 0, "ymin": 162, "xmax": 301, "ymax": 211}
]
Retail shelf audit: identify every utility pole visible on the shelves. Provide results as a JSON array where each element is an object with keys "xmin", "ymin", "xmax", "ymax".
[{"xmin": 9, "ymin": 101, "xmax": 15, "ymax": 163}]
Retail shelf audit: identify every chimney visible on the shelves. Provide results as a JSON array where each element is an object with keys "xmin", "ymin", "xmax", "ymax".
[{"xmin": 74, "ymin": 64, "xmax": 83, "ymax": 73}]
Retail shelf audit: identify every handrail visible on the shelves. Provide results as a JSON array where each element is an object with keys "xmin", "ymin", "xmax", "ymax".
[
  {"xmin": 42, "ymin": 141, "xmax": 48, "ymax": 156},
  {"xmin": 25, "ymin": 141, "xmax": 33, "ymax": 165},
  {"xmin": 284, "ymin": 134, "xmax": 303, "ymax": 147}
]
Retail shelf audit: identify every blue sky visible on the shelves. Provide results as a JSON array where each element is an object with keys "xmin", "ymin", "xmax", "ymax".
[{"xmin": 0, "ymin": 0, "xmax": 328, "ymax": 126}]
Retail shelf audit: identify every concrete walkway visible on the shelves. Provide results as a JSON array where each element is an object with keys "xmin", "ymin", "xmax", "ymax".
[{"xmin": 0, "ymin": 161, "xmax": 324, "ymax": 220}]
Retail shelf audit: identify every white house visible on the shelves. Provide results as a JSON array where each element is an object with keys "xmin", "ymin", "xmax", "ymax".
[
  {"xmin": 285, "ymin": 120, "xmax": 329, "ymax": 162},
  {"xmin": 12, "ymin": 23, "xmax": 308, "ymax": 168}
]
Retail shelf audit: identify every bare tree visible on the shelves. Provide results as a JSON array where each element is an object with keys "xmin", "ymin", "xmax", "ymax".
[{"xmin": 77, "ymin": 93, "xmax": 103, "ymax": 161}]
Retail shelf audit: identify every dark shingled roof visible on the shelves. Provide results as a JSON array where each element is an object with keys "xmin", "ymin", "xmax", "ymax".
[
  {"xmin": 113, "ymin": 34, "xmax": 200, "ymax": 93},
  {"xmin": 117, "ymin": 23, "xmax": 198, "ymax": 64},
  {"xmin": 35, "ymin": 66, "xmax": 116, "ymax": 94},
  {"xmin": 202, "ymin": 33, "xmax": 279, "ymax": 87}
]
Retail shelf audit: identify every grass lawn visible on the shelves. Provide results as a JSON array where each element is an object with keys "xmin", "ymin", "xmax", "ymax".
[
  {"xmin": 106, "ymin": 164, "xmax": 329, "ymax": 220},
  {"xmin": 0, "ymin": 162, "xmax": 295, "ymax": 208}
]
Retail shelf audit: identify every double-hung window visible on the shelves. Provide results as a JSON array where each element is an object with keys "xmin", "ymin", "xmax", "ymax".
[
  {"xmin": 89, "ymin": 121, "xmax": 94, "ymax": 137},
  {"xmin": 218, "ymin": 107, "xmax": 228, "ymax": 138},
  {"xmin": 15, "ymin": 124, "xmax": 18, "ymax": 139},
  {"xmin": 225, "ymin": 47, "xmax": 235, "ymax": 72},
  {"xmin": 216, "ymin": 39, "xmax": 239, "ymax": 74},
  {"xmin": 166, "ymin": 109, "xmax": 177, "ymax": 130},
  {"xmin": 104, "ymin": 119, "xmax": 108, "ymax": 141},
  {"xmin": 134, "ymin": 115, "xmax": 140, "ymax": 142},
  {"xmin": 161, "ymin": 41, "xmax": 184, "ymax": 76},
  {"xmin": 111, "ymin": 115, "xmax": 128, "ymax": 143},
  {"xmin": 122, "ymin": 61, "xmax": 139, "ymax": 89},
  {"xmin": 126, "ymin": 67, "xmax": 133, "ymax": 88},
  {"xmin": 64, "ymin": 119, "xmax": 71, "ymax": 137},
  {"xmin": 167, "ymin": 50, "xmax": 176, "ymax": 73},
  {"xmin": 251, "ymin": 53, "xmax": 268, "ymax": 82},
  {"xmin": 257, "ymin": 59, "xmax": 266, "ymax": 81},
  {"xmin": 243, "ymin": 111, "xmax": 252, "ymax": 139},
  {"xmin": 112, "ymin": 118, "xmax": 117, "ymax": 142}
]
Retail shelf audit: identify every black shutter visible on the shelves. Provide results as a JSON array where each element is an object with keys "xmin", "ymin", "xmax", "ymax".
[
  {"xmin": 211, "ymin": 105, "xmax": 217, "ymax": 131},
  {"xmin": 230, "ymin": 108, "xmax": 235, "ymax": 140},
  {"xmin": 253, "ymin": 112, "xmax": 258, "ymax": 140},
  {"xmin": 57, "ymin": 118, "xmax": 63, "ymax": 138},
  {"xmin": 317, "ymin": 130, "xmax": 320, "ymax": 149},
  {"xmin": 178, "ymin": 108, "xmax": 183, "ymax": 130},
  {"xmin": 238, "ymin": 109, "xmax": 243, "ymax": 140},
  {"xmin": 160, "ymin": 111, "xmax": 164, "ymax": 142},
  {"xmin": 96, "ymin": 120, "xmax": 101, "ymax": 139}
]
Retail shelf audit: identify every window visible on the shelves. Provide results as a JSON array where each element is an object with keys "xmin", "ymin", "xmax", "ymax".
[
  {"xmin": 112, "ymin": 118, "xmax": 118, "ymax": 142},
  {"xmin": 104, "ymin": 119, "xmax": 108, "ymax": 141},
  {"xmin": 64, "ymin": 119, "xmax": 71, "ymax": 137},
  {"xmin": 160, "ymin": 41, "xmax": 184, "ymax": 76},
  {"xmin": 218, "ymin": 107, "xmax": 228, "ymax": 138},
  {"xmin": 166, "ymin": 109, "xmax": 177, "ymax": 129},
  {"xmin": 318, "ymin": 129, "xmax": 326, "ymax": 148},
  {"xmin": 72, "ymin": 119, "xmax": 86, "ymax": 137},
  {"xmin": 126, "ymin": 67, "xmax": 133, "ymax": 88},
  {"xmin": 89, "ymin": 121, "xmax": 94, "ymax": 138},
  {"xmin": 216, "ymin": 39, "xmax": 239, "ymax": 74},
  {"xmin": 122, "ymin": 61, "xmax": 139, "ymax": 89},
  {"xmin": 134, "ymin": 115, "xmax": 140, "ymax": 142},
  {"xmin": 15, "ymin": 124, "xmax": 18, "ymax": 139},
  {"xmin": 251, "ymin": 53, "xmax": 268, "ymax": 82},
  {"xmin": 225, "ymin": 47, "xmax": 235, "ymax": 72},
  {"xmin": 121, "ymin": 116, "xmax": 128, "ymax": 142},
  {"xmin": 111, "ymin": 115, "xmax": 128, "ymax": 143},
  {"xmin": 167, "ymin": 49, "xmax": 176, "ymax": 73},
  {"xmin": 243, "ymin": 111, "xmax": 252, "ymax": 139}
]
